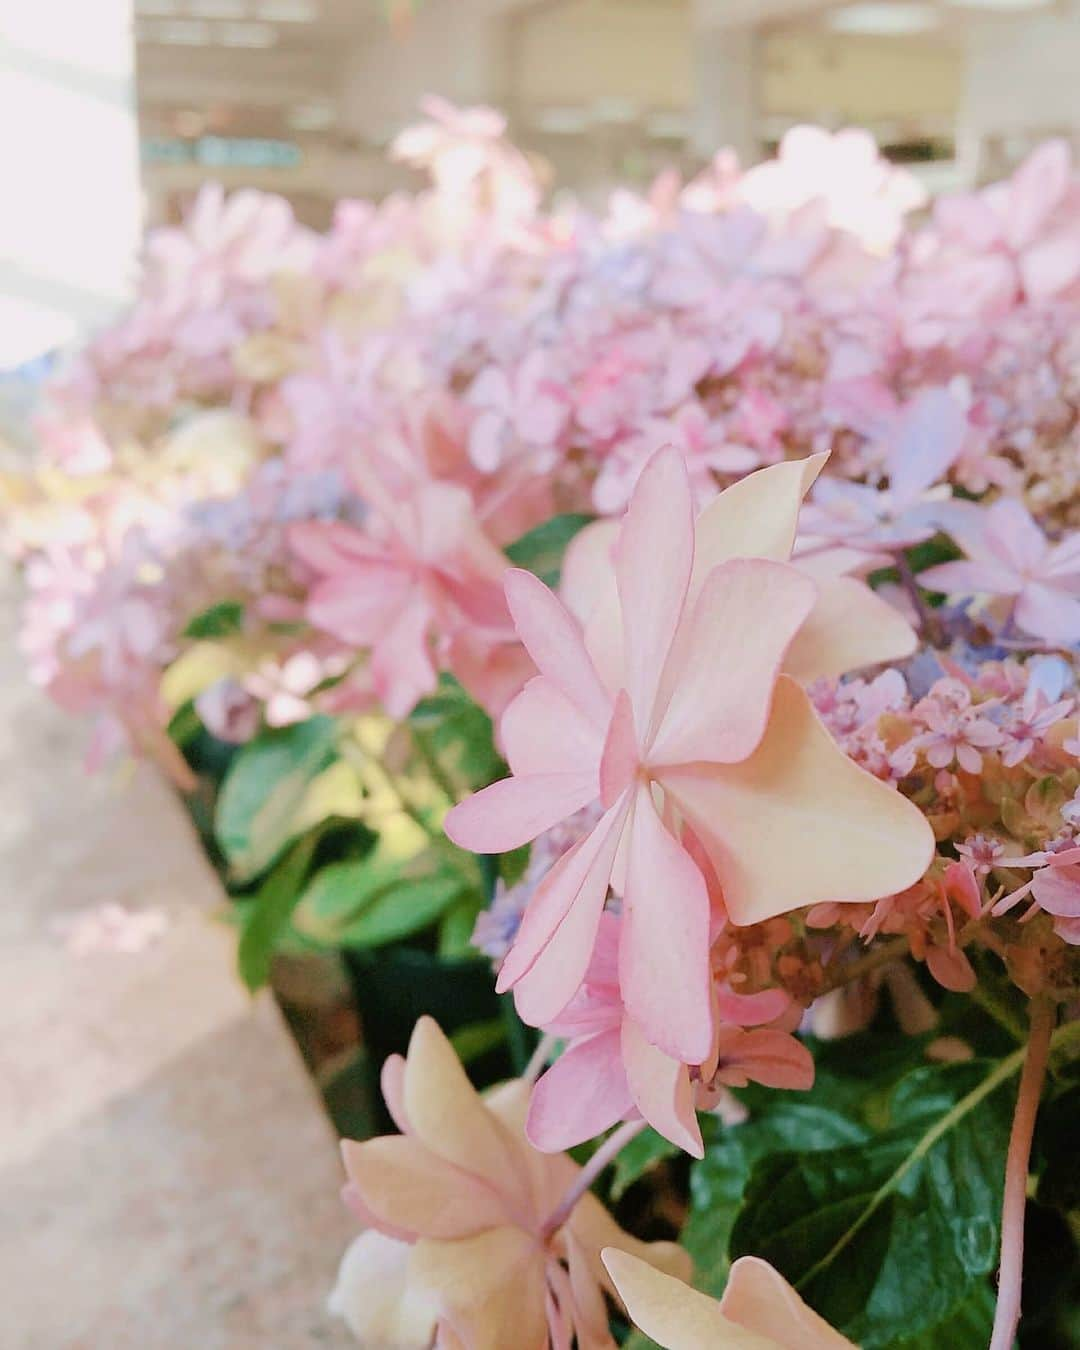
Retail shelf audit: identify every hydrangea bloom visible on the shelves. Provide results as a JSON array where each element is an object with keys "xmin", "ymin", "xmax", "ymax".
[{"xmin": 447, "ymin": 448, "xmax": 932, "ymax": 1061}]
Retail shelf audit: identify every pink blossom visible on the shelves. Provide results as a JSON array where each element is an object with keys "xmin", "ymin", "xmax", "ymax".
[
  {"xmin": 446, "ymin": 449, "xmax": 932, "ymax": 1060},
  {"xmin": 909, "ymin": 678, "xmax": 1003, "ymax": 774},
  {"xmin": 920, "ymin": 498, "xmax": 1080, "ymax": 646},
  {"xmin": 289, "ymin": 479, "xmax": 517, "ymax": 719}
]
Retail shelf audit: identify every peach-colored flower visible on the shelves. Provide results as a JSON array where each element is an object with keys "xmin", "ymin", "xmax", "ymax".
[
  {"xmin": 602, "ymin": 1247, "xmax": 855, "ymax": 1349},
  {"xmin": 339, "ymin": 1017, "xmax": 689, "ymax": 1349}
]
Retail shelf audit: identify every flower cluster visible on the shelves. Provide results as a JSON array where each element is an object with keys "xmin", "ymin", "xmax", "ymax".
[{"xmin": 9, "ymin": 99, "xmax": 1080, "ymax": 1349}]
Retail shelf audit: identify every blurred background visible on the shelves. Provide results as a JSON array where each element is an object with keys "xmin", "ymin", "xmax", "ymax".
[{"xmin": 4, "ymin": 0, "xmax": 1080, "ymax": 383}]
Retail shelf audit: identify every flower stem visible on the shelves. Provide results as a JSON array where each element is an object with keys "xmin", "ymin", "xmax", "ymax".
[
  {"xmin": 541, "ymin": 1118, "xmax": 646, "ymax": 1240},
  {"xmin": 989, "ymin": 996, "xmax": 1056, "ymax": 1350},
  {"xmin": 524, "ymin": 1032, "xmax": 556, "ymax": 1086}
]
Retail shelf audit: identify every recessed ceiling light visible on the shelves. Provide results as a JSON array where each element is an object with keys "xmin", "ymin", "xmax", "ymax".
[
  {"xmin": 219, "ymin": 20, "xmax": 278, "ymax": 46},
  {"xmin": 255, "ymin": 0, "xmax": 318, "ymax": 20},
  {"xmin": 828, "ymin": 3, "xmax": 940, "ymax": 35},
  {"xmin": 190, "ymin": 0, "xmax": 248, "ymax": 18}
]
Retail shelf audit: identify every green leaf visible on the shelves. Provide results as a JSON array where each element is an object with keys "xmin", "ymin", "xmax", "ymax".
[
  {"xmin": 167, "ymin": 699, "xmax": 203, "ymax": 749},
  {"xmin": 438, "ymin": 890, "xmax": 487, "ymax": 957},
  {"xmin": 336, "ymin": 872, "xmax": 466, "ymax": 948},
  {"xmin": 729, "ymin": 1057, "xmax": 1020, "ymax": 1348},
  {"xmin": 610, "ymin": 1128, "xmax": 680, "ymax": 1201},
  {"xmin": 684, "ymin": 1097, "xmax": 867, "ymax": 1297},
  {"xmin": 294, "ymin": 851, "xmax": 468, "ymax": 950},
  {"xmin": 237, "ymin": 832, "xmax": 319, "ymax": 991},
  {"xmin": 215, "ymin": 717, "xmax": 338, "ymax": 881},
  {"xmin": 183, "ymin": 599, "xmax": 245, "ymax": 638},
  {"xmin": 504, "ymin": 512, "xmax": 593, "ymax": 588},
  {"xmin": 880, "ymin": 1283, "xmax": 995, "ymax": 1349},
  {"xmin": 410, "ymin": 676, "xmax": 504, "ymax": 794},
  {"xmin": 450, "ymin": 1017, "xmax": 506, "ymax": 1064}
]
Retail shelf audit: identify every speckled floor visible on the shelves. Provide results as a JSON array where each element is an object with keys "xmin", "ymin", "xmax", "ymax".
[{"xmin": 0, "ymin": 578, "xmax": 355, "ymax": 1349}]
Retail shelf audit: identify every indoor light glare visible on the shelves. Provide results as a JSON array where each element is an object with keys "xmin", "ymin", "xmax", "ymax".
[
  {"xmin": 219, "ymin": 20, "xmax": 279, "ymax": 47},
  {"xmin": 828, "ymin": 3, "xmax": 940, "ymax": 35}
]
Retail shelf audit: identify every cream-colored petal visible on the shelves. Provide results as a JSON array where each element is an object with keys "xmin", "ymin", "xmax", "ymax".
[
  {"xmin": 783, "ymin": 576, "xmax": 917, "ymax": 683},
  {"xmin": 720, "ymin": 1256, "xmax": 857, "ymax": 1349},
  {"xmin": 411, "ymin": 1229, "xmax": 549, "ymax": 1350},
  {"xmin": 402, "ymin": 1017, "xmax": 531, "ymax": 1213},
  {"xmin": 601, "ymin": 1248, "xmax": 780, "ymax": 1350},
  {"xmin": 328, "ymin": 1231, "xmax": 439, "ymax": 1349},
  {"xmin": 689, "ymin": 454, "xmax": 828, "ymax": 600},
  {"xmin": 663, "ymin": 676, "xmax": 934, "ymax": 927},
  {"xmin": 342, "ymin": 1135, "xmax": 508, "ymax": 1239}
]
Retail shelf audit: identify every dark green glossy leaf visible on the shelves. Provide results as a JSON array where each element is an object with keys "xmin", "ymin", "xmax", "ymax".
[
  {"xmin": 684, "ymin": 1096, "xmax": 867, "ymax": 1298},
  {"xmin": 730, "ymin": 1058, "xmax": 1018, "ymax": 1348}
]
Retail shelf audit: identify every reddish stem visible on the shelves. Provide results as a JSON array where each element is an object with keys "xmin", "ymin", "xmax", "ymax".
[
  {"xmin": 541, "ymin": 1118, "xmax": 645, "ymax": 1241},
  {"xmin": 989, "ymin": 996, "xmax": 1055, "ymax": 1350}
]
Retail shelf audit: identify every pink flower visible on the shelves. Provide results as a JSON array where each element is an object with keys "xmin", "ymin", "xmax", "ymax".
[
  {"xmin": 446, "ymin": 449, "xmax": 932, "ymax": 1061},
  {"xmin": 289, "ymin": 479, "xmax": 516, "ymax": 719},
  {"xmin": 526, "ymin": 912, "xmax": 809, "ymax": 1159},
  {"xmin": 466, "ymin": 351, "xmax": 569, "ymax": 472},
  {"xmin": 909, "ymin": 679, "xmax": 1002, "ymax": 774},
  {"xmin": 920, "ymin": 498, "xmax": 1080, "ymax": 646},
  {"xmin": 998, "ymin": 682, "xmax": 1075, "ymax": 767},
  {"xmin": 1022, "ymin": 844, "xmax": 1080, "ymax": 943}
]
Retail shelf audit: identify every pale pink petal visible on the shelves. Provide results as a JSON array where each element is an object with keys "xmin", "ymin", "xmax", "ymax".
[
  {"xmin": 307, "ymin": 567, "xmax": 413, "ymax": 644},
  {"xmin": 621, "ymin": 1017, "xmax": 703, "ymax": 1158},
  {"xmin": 498, "ymin": 797, "xmax": 629, "ymax": 1022},
  {"xmin": 600, "ymin": 689, "xmax": 638, "ymax": 808},
  {"xmin": 399, "ymin": 1019, "xmax": 530, "ymax": 1219},
  {"xmin": 783, "ymin": 576, "xmax": 917, "ymax": 683},
  {"xmin": 714, "ymin": 1026, "xmax": 814, "ymax": 1090},
  {"xmin": 651, "ymin": 559, "xmax": 816, "ymax": 767},
  {"xmin": 288, "ymin": 519, "xmax": 384, "ymax": 572},
  {"xmin": 714, "ymin": 986, "xmax": 791, "ymax": 1027},
  {"xmin": 504, "ymin": 568, "xmax": 612, "ymax": 727},
  {"xmin": 444, "ymin": 771, "xmax": 598, "ymax": 854},
  {"xmin": 918, "ymin": 559, "xmax": 1023, "ymax": 599},
  {"xmin": 501, "ymin": 677, "xmax": 605, "ymax": 779},
  {"xmin": 720, "ymin": 1255, "xmax": 856, "ymax": 1348},
  {"xmin": 601, "ymin": 1250, "xmax": 768, "ymax": 1350},
  {"xmin": 1015, "ymin": 582, "xmax": 1080, "ymax": 645},
  {"xmin": 988, "ymin": 498, "xmax": 1049, "ymax": 575},
  {"xmin": 380, "ymin": 1054, "xmax": 411, "ymax": 1133},
  {"xmin": 614, "ymin": 447, "xmax": 694, "ymax": 740},
  {"xmin": 1032, "ymin": 863, "xmax": 1080, "ymax": 918},
  {"xmin": 341, "ymin": 1136, "xmax": 508, "ymax": 1239},
  {"xmin": 526, "ymin": 1029, "xmax": 632, "ymax": 1152},
  {"xmin": 620, "ymin": 785, "xmax": 713, "ymax": 1063},
  {"xmin": 689, "ymin": 453, "xmax": 827, "ymax": 600},
  {"xmin": 886, "ymin": 386, "xmax": 967, "ymax": 507},
  {"xmin": 1006, "ymin": 139, "xmax": 1070, "ymax": 251},
  {"xmin": 372, "ymin": 594, "xmax": 438, "ymax": 718},
  {"xmin": 1021, "ymin": 231, "xmax": 1080, "ymax": 302},
  {"xmin": 925, "ymin": 943, "xmax": 977, "ymax": 992},
  {"xmin": 663, "ymin": 677, "xmax": 934, "ymax": 927}
]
